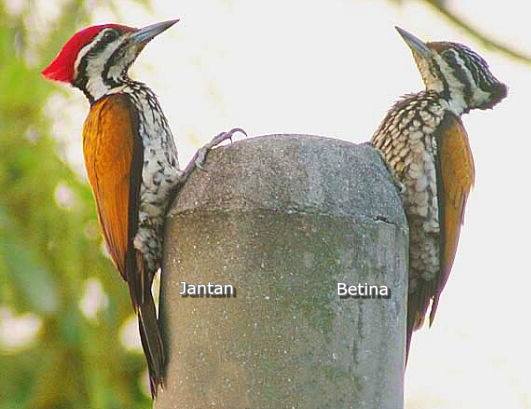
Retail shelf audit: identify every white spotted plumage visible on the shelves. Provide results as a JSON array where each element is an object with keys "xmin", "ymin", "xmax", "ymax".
[{"xmin": 373, "ymin": 91, "xmax": 444, "ymax": 291}]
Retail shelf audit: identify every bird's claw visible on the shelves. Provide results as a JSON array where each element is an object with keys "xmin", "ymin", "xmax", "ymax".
[
  {"xmin": 194, "ymin": 127, "xmax": 247, "ymax": 172},
  {"xmin": 178, "ymin": 128, "xmax": 247, "ymax": 184},
  {"xmin": 208, "ymin": 127, "xmax": 247, "ymax": 150},
  {"xmin": 395, "ymin": 180, "xmax": 406, "ymax": 195}
]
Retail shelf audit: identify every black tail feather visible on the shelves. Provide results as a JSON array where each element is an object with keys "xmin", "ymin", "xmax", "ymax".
[{"xmin": 138, "ymin": 296, "xmax": 165, "ymax": 398}]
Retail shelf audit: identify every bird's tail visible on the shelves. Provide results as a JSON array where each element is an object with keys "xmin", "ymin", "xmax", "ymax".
[
  {"xmin": 138, "ymin": 295, "xmax": 165, "ymax": 397},
  {"xmin": 126, "ymin": 249, "xmax": 165, "ymax": 397}
]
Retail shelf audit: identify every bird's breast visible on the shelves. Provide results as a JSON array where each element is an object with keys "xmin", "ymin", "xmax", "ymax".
[{"xmin": 126, "ymin": 89, "xmax": 181, "ymax": 215}]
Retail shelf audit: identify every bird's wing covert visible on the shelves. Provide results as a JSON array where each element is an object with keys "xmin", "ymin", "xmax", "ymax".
[
  {"xmin": 431, "ymin": 113, "xmax": 475, "ymax": 323},
  {"xmin": 83, "ymin": 94, "xmax": 141, "ymax": 281}
]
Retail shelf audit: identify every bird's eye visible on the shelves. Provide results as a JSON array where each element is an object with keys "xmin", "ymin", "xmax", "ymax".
[{"xmin": 103, "ymin": 30, "xmax": 118, "ymax": 41}]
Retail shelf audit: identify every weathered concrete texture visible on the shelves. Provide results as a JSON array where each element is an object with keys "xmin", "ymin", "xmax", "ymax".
[{"xmin": 155, "ymin": 135, "xmax": 408, "ymax": 409}]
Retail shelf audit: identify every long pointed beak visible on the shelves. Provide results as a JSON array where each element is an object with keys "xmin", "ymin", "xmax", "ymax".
[
  {"xmin": 131, "ymin": 19, "xmax": 179, "ymax": 45},
  {"xmin": 395, "ymin": 26, "xmax": 431, "ymax": 59}
]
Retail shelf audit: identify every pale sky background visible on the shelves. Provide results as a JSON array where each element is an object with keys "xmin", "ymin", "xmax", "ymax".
[{"xmin": 19, "ymin": 0, "xmax": 531, "ymax": 407}]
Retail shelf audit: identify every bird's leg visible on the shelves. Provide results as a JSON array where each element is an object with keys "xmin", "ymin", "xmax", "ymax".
[
  {"xmin": 178, "ymin": 127, "xmax": 247, "ymax": 184},
  {"xmin": 194, "ymin": 127, "xmax": 247, "ymax": 171}
]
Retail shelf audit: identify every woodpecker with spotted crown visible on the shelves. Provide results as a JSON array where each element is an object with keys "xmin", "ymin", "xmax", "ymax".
[
  {"xmin": 371, "ymin": 28, "xmax": 507, "ymax": 359},
  {"xmin": 42, "ymin": 20, "xmax": 245, "ymax": 395}
]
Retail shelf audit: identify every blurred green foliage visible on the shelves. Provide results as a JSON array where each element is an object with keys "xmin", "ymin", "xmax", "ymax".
[{"xmin": 0, "ymin": 1, "xmax": 151, "ymax": 408}]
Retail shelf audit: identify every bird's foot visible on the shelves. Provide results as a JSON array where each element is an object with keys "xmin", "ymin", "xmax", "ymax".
[
  {"xmin": 179, "ymin": 128, "xmax": 247, "ymax": 183},
  {"xmin": 194, "ymin": 128, "xmax": 247, "ymax": 171},
  {"xmin": 394, "ymin": 179, "xmax": 406, "ymax": 196}
]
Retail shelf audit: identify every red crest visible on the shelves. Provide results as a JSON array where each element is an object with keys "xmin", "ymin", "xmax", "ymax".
[{"xmin": 42, "ymin": 24, "xmax": 135, "ymax": 83}]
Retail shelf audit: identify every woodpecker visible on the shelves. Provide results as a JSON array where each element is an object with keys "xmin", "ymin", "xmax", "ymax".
[
  {"xmin": 371, "ymin": 28, "xmax": 507, "ymax": 359},
  {"xmin": 42, "ymin": 20, "xmax": 244, "ymax": 395}
]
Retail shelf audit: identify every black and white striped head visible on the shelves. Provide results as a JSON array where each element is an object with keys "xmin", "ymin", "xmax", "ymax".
[
  {"xmin": 396, "ymin": 27, "xmax": 507, "ymax": 114},
  {"xmin": 42, "ymin": 20, "xmax": 178, "ymax": 103}
]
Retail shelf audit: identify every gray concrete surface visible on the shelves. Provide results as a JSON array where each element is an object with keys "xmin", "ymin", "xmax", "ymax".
[{"xmin": 155, "ymin": 134, "xmax": 408, "ymax": 409}]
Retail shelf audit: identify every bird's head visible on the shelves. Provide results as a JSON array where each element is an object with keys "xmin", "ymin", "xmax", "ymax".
[
  {"xmin": 42, "ymin": 19, "xmax": 178, "ymax": 102},
  {"xmin": 395, "ymin": 27, "xmax": 507, "ymax": 114}
]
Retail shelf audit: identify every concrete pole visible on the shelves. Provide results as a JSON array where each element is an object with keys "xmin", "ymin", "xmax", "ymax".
[{"xmin": 155, "ymin": 135, "xmax": 408, "ymax": 409}]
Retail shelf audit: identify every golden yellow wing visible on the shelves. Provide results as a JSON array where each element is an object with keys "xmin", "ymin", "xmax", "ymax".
[
  {"xmin": 430, "ymin": 113, "xmax": 475, "ymax": 323},
  {"xmin": 83, "ymin": 94, "xmax": 141, "ymax": 280}
]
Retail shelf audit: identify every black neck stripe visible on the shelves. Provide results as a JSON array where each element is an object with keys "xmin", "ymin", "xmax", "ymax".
[
  {"xmin": 444, "ymin": 50, "xmax": 473, "ymax": 105},
  {"xmin": 430, "ymin": 59, "xmax": 450, "ymax": 100}
]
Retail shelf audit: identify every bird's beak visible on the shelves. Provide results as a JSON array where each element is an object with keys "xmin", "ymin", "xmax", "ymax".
[
  {"xmin": 395, "ymin": 26, "xmax": 431, "ymax": 60},
  {"xmin": 130, "ymin": 19, "xmax": 179, "ymax": 45}
]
